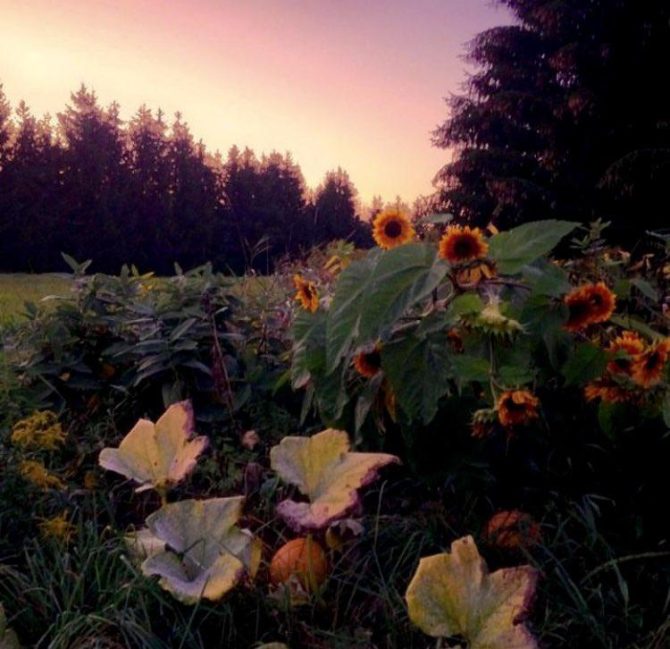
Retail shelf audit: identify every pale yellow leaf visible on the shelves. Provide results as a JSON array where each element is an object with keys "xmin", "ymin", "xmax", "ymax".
[
  {"xmin": 405, "ymin": 535, "xmax": 538, "ymax": 649},
  {"xmin": 131, "ymin": 496, "xmax": 258, "ymax": 604},
  {"xmin": 270, "ymin": 429, "xmax": 399, "ymax": 531},
  {"xmin": 98, "ymin": 401, "xmax": 208, "ymax": 493}
]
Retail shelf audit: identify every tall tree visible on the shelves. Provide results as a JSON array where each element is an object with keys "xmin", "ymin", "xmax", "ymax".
[
  {"xmin": 311, "ymin": 168, "xmax": 369, "ymax": 246},
  {"xmin": 433, "ymin": 0, "xmax": 670, "ymax": 237},
  {"xmin": 56, "ymin": 86, "xmax": 130, "ymax": 270}
]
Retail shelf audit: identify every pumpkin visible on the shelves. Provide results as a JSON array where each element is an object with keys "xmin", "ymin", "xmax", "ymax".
[{"xmin": 269, "ymin": 537, "xmax": 328, "ymax": 592}]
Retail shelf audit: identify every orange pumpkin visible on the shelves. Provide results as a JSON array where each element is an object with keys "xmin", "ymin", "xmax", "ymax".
[{"xmin": 269, "ymin": 537, "xmax": 329, "ymax": 591}]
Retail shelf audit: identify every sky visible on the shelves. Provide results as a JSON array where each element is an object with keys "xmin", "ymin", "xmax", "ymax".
[{"xmin": 0, "ymin": 0, "xmax": 511, "ymax": 204}]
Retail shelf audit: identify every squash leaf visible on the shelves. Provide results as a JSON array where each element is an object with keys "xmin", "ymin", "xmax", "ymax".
[
  {"xmin": 99, "ymin": 401, "xmax": 208, "ymax": 493},
  {"xmin": 270, "ymin": 429, "xmax": 399, "ymax": 532},
  {"xmin": 406, "ymin": 535, "xmax": 538, "ymax": 649},
  {"xmin": 131, "ymin": 497, "xmax": 260, "ymax": 604}
]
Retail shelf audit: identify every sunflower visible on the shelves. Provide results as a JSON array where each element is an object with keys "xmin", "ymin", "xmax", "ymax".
[
  {"xmin": 631, "ymin": 338, "xmax": 670, "ymax": 388},
  {"xmin": 438, "ymin": 225, "xmax": 488, "ymax": 264},
  {"xmin": 293, "ymin": 275, "xmax": 319, "ymax": 313},
  {"xmin": 372, "ymin": 207, "xmax": 415, "ymax": 249},
  {"xmin": 583, "ymin": 379, "xmax": 632, "ymax": 404},
  {"xmin": 564, "ymin": 282, "xmax": 616, "ymax": 331},
  {"xmin": 353, "ymin": 345, "xmax": 382, "ymax": 378},
  {"xmin": 606, "ymin": 331, "xmax": 645, "ymax": 375},
  {"xmin": 497, "ymin": 389, "xmax": 540, "ymax": 427}
]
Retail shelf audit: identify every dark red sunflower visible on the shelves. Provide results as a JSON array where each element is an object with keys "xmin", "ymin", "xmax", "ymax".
[
  {"xmin": 497, "ymin": 389, "xmax": 540, "ymax": 427},
  {"xmin": 564, "ymin": 282, "xmax": 616, "ymax": 331}
]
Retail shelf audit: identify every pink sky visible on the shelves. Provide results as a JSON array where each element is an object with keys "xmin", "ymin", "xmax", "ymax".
[{"xmin": 0, "ymin": 0, "xmax": 510, "ymax": 203}]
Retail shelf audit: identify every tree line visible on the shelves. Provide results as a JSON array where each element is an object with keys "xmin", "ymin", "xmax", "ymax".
[
  {"xmin": 433, "ymin": 0, "xmax": 670, "ymax": 240},
  {"xmin": 0, "ymin": 85, "xmax": 371, "ymax": 274}
]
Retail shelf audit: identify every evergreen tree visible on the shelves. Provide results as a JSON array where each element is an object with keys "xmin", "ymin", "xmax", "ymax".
[
  {"xmin": 433, "ymin": 0, "xmax": 670, "ymax": 236},
  {"xmin": 56, "ymin": 86, "xmax": 130, "ymax": 270}
]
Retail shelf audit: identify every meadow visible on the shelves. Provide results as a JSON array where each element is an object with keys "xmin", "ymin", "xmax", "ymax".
[
  {"xmin": 0, "ymin": 274, "xmax": 72, "ymax": 327},
  {"xmin": 0, "ymin": 219, "xmax": 669, "ymax": 649}
]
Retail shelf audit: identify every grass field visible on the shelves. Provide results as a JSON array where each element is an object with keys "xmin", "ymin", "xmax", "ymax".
[{"xmin": 0, "ymin": 273, "xmax": 72, "ymax": 326}]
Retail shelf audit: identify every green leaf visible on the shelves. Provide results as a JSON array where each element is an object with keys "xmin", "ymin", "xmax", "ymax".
[
  {"xmin": 562, "ymin": 343, "xmax": 607, "ymax": 386},
  {"xmin": 488, "ymin": 220, "xmax": 579, "ymax": 274},
  {"xmin": 358, "ymin": 244, "xmax": 447, "ymax": 341},
  {"xmin": 382, "ymin": 332, "xmax": 453, "ymax": 423},
  {"xmin": 451, "ymin": 355, "xmax": 491, "ymax": 384},
  {"xmin": 447, "ymin": 293, "xmax": 484, "ymax": 318},
  {"xmin": 325, "ymin": 250, "xmax": 380, "ymax": 372},
  {"xmin": 521, "ymin": 260, "xmax": 571, "ymax": 297},
  {"xmin": 326, "ymin": 245, "xmax": 447, "ymax": 373},
  {"xmin": 630, "ymin": 278, "xmax": 659, "ymax": 301}
]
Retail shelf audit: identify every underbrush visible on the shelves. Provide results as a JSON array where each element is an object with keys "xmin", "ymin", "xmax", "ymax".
[{"xmin": 1, "ymin": 227, "xmax": 669, "ymax": 649}]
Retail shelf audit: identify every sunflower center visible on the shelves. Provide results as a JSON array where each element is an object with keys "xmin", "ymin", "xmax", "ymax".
[
  {"xmin": 364, "ymin": 350, "xmax": 381, "ymax": 369},
  {"xmin": 504, "ymin": 399, "xmax": 526, "ymax": 413},
  {"xmin": 645, "ymin": 352, "xmax": 660, "ymax": 370},
  {"xmin": 454, "ymin": 236, "xmax": 476, "ymax": 258},
  {"xmin": 384, "ymin": 220, "xmax": 403, "ymax": 238}
]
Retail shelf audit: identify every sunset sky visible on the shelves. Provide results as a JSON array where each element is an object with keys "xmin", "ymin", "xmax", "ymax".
[{"xmin": 0, "ymin": 0, "xmax": 511, "ymax": 204}]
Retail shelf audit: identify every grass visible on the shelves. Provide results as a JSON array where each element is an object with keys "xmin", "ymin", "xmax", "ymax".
[{"xmin": 0, "ymin": 274, "xmax": 71, "ymax": 327}]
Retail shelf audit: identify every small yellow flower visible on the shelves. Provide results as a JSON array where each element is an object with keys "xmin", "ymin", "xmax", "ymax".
[
  {"xmin": 372, "ymin": 208, "xmax": 415, "ymax": 249},
  {"xmin": 11, "ymin": 411, "xmax": 66, "ymax": 450},
  {"xmin": 38, "ymin": 511, "xmax": 75, "ymax": 543},
  {"xmin": 19, "ymin": 460, "xmax": 66, "ymax": 491}
]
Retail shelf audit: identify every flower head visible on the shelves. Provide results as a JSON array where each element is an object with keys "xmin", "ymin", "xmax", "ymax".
[
  {"xmin": 372, "ymin": 208, "xmax": 415, "ymax": 250},
  {"xmin": 631, "ymin": 338, "xmax": 670, "ymax": 388},
  {"xmin": 470, "ymin": 408, "xmax": 497, "ymax": 439},
  {"xmin": 293, "ymin": 275, "xmax": 319, "ymax": 313},
  {"xmin": 497, "ymin": 390, "xmax": 540, "ymax": 427},
  {"xmin": 19, "ymin": 460, "xmax": 66, "ymax": 491},
  {"xmin": 353, "ymin": 345, "xmax": 382, "ymax": 378},
  {"xmin": 606, "ymin": 331, "xmax": 645, "ymax": 375},
  {"xmin": 438, "ymin": 225, "xmax": 488, "ymax": 264},
  {"xmin": 11, "ymin": 411, "xmax": 66, "ymax": 450},
  {"xmin": 454, "ymin": 259, "xmax": 496, "ymax": 288},
  {"xmin": 564, "ymin": 282, "xmax": 616, "ymax": 331},
  {"xmin": 38, "ymin": 511, "xmax": 75, "ymax": 543},
  {"xmin": 584, "ymin": 379, "xmax": 633, "ymax": 404}
]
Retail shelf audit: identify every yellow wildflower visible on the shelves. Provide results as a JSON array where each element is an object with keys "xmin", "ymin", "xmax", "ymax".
[
  {"xmin": 38, "ymin": 511, "xmax": 75, "ymax": 543},
  {"xmin": 19, "ymin": 460, "xmax": 66, "ymax": 491},
  {"xmin": 11, "ymin": 411, "xmax": 66, "ymax": 450}
]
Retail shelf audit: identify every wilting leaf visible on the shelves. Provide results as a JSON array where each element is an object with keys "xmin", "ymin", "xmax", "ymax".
[
  {"xmin": 129, "ymin": 497, "xmax": 260, "ymax": 604},
  {"xmin": 270, "ymin": 429, "xmax": 399, "ymax": 532},
  {"xmin": 99, "ymin": 400, "xmax": 208, "ymax": 493},
  {"xmin": 489, "ymin": 220, "xmax": 578, "ymax": 275},
  {"xmin": 406, "ymin": 535, "xmax": 538, "ymax": 649}
]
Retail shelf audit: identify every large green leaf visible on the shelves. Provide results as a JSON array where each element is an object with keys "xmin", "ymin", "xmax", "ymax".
[
  {"xmin": 325, "ymin": 250, "xmax": 380, "ymax": 373},
  {"xmin": 382, "ymin": 331, "xmax": 453, "ymax": 423},
  {"xmin": 326, "ymin": 245, "xmax": 447, "ymax": 373},
  {"xmin": 489, "ymin": 220, "xmax": 579, "ymax": 274},
  {"xmin": 291, "ymin": 309, "xmax": 327, "ymax": 389},
  {"xmin": 562, "ymin": 342, "xmax": 607, "ymax": 386}
]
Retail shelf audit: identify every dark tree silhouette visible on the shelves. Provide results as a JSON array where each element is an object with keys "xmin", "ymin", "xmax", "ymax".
[
  {"xmin": 0, "ymin": 85, "xmax": 372, "ymax": 273},
  {"xmin": 433, "ymin": 0, "xmax": 670, "ymax": 237}
]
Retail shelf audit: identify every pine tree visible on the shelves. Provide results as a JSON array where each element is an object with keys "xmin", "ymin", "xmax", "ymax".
[{"xmin": 433, "ymin": 0, "xmax": 670, "ymax": 236}]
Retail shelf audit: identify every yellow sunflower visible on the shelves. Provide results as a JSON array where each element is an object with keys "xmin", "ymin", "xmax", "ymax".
[
  {"xmin": 293, "ymin": 274, "xmax": 319, "ymax": 313},
  {"xmin": 564, "ymin": 282, "xmax": 616, "ymax": 331},
  {"xmin": 372, "ymin": 208, "xmax": 415, "ymax": 249},
  {"xmin": 631, "ymin": 338, "xmax": 670, "ymax": 388},
  {"xmin": 438, "ymin": 225, "xmax": 489, "ymax": 264},
  {"xmin": 497, "ymin": 389, "xmax": 540, "ymax": 427}
]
